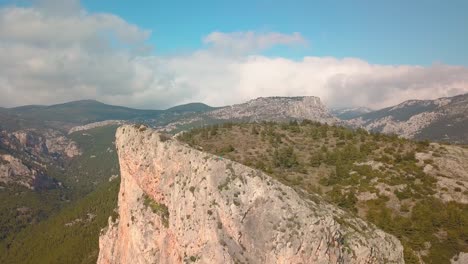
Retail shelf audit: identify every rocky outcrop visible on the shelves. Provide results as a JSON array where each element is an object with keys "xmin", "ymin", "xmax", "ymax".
[
  {"xmin": 451, "ymin": 252, "xmax": 468, "ymax": 264},
  {"xmin": 98, "ymin": 125, "xmax": 404, "ymax": 264},
  {"xmin": 0, "ymin": 154, "xmax": 37, "ymax": 188},
  {"xmin": 208, "ymin": 96, "xmax": 337, "ymax": 124},
  {"xmin": 417, "ymin": 144, "xmax": 468, "ymax": 204},
  {"xmin": 43, "ymin": 129, "xmax": 81, "ymax": 158},
  {"xmin": 68, "ymin": 120, "xmax": 125, "ymax": 134},
  {"xmin": 157, "ymin": 96, "xmax": 339, "ymax": 132},
  {"xmin": 0, "ymin": 154, "xmax": 54, "ymax": 189},
  {"xmin": 1, "ymin": 129, "xmax": 81, "ymax": 159},
  {"xmin": 350, "ymin": 112, "xmax": 441, "ymax": 139},
  {"xmin": 0, "ymin": 128, "xmax": 79, "ymax": 189},
  {"xmin": 348, "ymin": 93, "xmax": 468, "ymax": 143}
]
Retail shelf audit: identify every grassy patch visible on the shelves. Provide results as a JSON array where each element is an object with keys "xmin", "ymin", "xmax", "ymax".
[{"xmin": 143, "ymin": 194, "xmax": 169, "ymax": 228}]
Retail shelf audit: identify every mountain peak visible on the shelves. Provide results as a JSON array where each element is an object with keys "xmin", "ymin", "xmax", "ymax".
[
  {"xmin": 49, "ymin": 99, "xmax": 106, "ymax": 108},
  {"xmin": 166, "ymin": 102, "xmax": 216, "ymax": 113}
]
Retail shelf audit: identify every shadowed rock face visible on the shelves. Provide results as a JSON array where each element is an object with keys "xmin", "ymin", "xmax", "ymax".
[{"xmin": 98, "ymin": 125, "xmax": 404, "ymax": 264}]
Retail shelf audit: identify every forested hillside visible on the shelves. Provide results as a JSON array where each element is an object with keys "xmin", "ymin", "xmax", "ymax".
[
  {"xmin": 178, "ymin": 121, "xmax": 468, "ymax": 263},
  {"xmin": 0, "ymin": 125, "xmax": 120, "ymax": 264}
]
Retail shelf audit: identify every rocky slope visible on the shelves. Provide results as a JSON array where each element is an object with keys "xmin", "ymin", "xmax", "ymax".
[
  {"xmin": 349, "ymin": 93, "xmax": 468, "ymax": 143},
  {"xmin": 0, "ymin": 128, "xmax": 80, "ymax": 189},
  {"xmin": 418, "ymin": 144, "xmax": 468, "ymax": 204},
  {"xmin": 208, "ymin": 96, "xmax": 336, "ymax": 122},
  {"xmin": 158, "ymin": 96, "xmax": 338, "ymax": 132},
  {"xmin": 98, "ymin": 125, "xmax": 403, "ymax": 264},
  {"xmin": 0, "ymin": 154, "xmax": 49, "ymax": 189}
]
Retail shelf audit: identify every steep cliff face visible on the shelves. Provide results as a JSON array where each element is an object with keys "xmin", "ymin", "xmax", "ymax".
[{"xmin": 98, "ymin": 125, "xmax": 404, "ymax": 264}]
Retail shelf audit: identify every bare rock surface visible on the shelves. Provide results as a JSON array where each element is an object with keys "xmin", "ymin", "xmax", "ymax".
[
  {"xmin": 98, "ymin": 125, "xmax": 404, "ymax": 264},
  {"xmin": 157, "ymin": 96, "xmax": 339, "ymax": 132},
  {"xmin": 0, "ymin": 128, "xmax": 79, "ymax": 188},
  {"xmin": 451, "ymin": 252, "xmax": 468, "ymax": 264},
  {"xmin": 417, "ymin": 144, "xmax": 468, "ymax": 203},
  {"xmin": 348, "ymin": 93, "xmax": 468, "ymax": 143},
  {"xmin": 68, "ymin": 120, "xmax": 125, "ymax": 134},
  {"xmin": 2, "ymin": 129, "xmax": 81, "ymax": 159},
  {"xmin": 208, "ymin": 96, "xmax": 337, "ymax": 123},
  {"xmin": 0, "ymin": 154, "xmax": 38, "ymax": 188}
]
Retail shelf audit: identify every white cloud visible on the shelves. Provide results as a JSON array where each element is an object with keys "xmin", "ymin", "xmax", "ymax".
[{"xmin": 0, "ymin": 0, "xmax": 467, "ymax": 110}]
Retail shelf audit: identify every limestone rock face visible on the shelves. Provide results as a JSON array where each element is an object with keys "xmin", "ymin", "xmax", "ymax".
[
  {"xmin": 98, "ymin": 125, "xmax": 404, "ymax": 264},
  {"xmin": 1, "ymin": 129, "xmax": 81, "ymax": 159},
  {"xmin": 43, "ymin": 129, "xmax": 81, "ymax": 158},
  {"xmin": 157, "ymin": 96, "xmax": 339, "ymax": 132},
  {"xmin": 0, "ymin": 154, "xmax": 37, "ymax": 188},
  {"xmin": 68, "ymin": 120, "xmax": 125, "ymax": 134},
  {"xmin": 0, "ymin": 154, "xmax": 52, "ymax": 189},
  {"xmin": 0, "ymin": 128, "xmax": 79, "ymax": 188},
  {"xmin": 208, "ymin": 96, "xmax": 338, "ymax": 124},
  {"xmin": 348, "ymin": 93, "xmax": 468, "ymax": 143}
]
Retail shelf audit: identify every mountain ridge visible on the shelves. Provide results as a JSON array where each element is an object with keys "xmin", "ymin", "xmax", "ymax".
[{"xmin": 348, "ymin": 93, "xmax": 468, "ymax": 143}]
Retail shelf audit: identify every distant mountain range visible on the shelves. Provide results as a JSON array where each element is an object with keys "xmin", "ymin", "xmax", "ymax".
[
  {"xmin": 331, "ymin": 107, "xmax": 373, "ymax": 120},
  {"xmin": 157, "ymin": 96, "xmax": 339, "ymax": 132},
  {"xmin": 348, "ymin": 93, "xmax": 468, "ymax": 144},
  {"xmin": 0, "ymin": 100, "xmax": 216, "ymax": 132},
  {"xmin": 1, "ymin": 93, "xmax": 467, "ymax": 143},
  {"xmin": 3, "ymin": 92, "xmax": 466, "ymax": 191}
]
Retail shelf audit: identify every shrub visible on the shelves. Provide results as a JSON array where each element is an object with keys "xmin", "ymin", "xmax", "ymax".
[
  {"xmin": 159, "ymin": 133, "xmax": 172, "ymax": 142},
  {"xmin": 273, "ymin": 147, "xmax": 298, "ymax": 168},
  {"xmin": 143, "ymin": 194, "xmax": 169, "ymax": 228}
]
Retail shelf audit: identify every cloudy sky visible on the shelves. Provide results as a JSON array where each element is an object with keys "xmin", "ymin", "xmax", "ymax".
[{"xmin": 0, "ymin": 0, "xmax": 467, "ymax": 110}]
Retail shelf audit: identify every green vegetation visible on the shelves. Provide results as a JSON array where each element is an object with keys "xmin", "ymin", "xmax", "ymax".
[
  {"xmin": 0, "ymin": 184, "xmax": 64, "ymax": 240},
  {"xmin": 143, "ymin": 194, "xmax": 169, "ymax": 228},
  {"xmin": 65, "ymin": 125, "xmax": 120, "ymax": 197},
  {"xmin": 178, "ymin": 121, "xmax": 467, "ymax": 263},
  {"xmin": 6, "ymin": 100, "xmax": 161, "ymax": 129},
  {"xmin": 0, "ymin": 125, "xmax": 121, "ymax": 263},
  {"xmin": 0, "ymin": 179, "xmax": 120, "ymax": 264}
]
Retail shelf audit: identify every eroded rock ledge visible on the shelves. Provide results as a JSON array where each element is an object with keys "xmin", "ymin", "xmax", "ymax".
[{"xmin": 97, "ymin": 125, "xmax": 404, "ymax": 264}]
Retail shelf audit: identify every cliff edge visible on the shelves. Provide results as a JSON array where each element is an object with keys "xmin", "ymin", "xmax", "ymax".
[{"xmin": 97, "ymin": 124, "xmax": 404, "ymax": 264}]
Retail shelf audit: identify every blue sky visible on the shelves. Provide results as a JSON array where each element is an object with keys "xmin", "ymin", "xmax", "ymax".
[
  {"xmin": 0, "ymin": 0, "xmax": 467, "ymax": 109},
  {"xmin": 79, "ymin": 0, "xmax": 468, "ymax": 66}
]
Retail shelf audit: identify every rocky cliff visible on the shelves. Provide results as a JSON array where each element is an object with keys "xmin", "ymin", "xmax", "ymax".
[
  {"xmin": 0, "ymin": 128, "xmax": 80, "ymax": 189},
  {"xmin": 157, "ymin": 96, "xmax": 338, "ymax": 133},
  {"xmin": 348, "ymin": 93, "xmax": 468, "ymax": 143},
  {"xmin": 97, "ymin": 125, "xmax": 403, "ymax": 264},
  {"xmin": 208, "ymin": 96, "xmax": 337, "ymax": 123}
]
